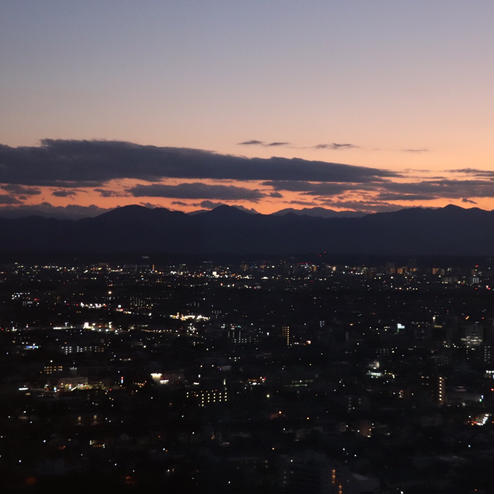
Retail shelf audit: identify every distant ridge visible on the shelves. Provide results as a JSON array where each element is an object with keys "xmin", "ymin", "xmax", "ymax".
[
  {"xmin": 0, "ymin": 205, "xmax": 492, "ymax": 256},
  {"xmin": 273, "ymin": 207, "xmax": 365, "ymax": 218}
]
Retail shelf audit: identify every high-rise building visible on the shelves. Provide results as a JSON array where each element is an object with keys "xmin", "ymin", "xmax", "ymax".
[
  {"xmin": 185, "ymin": 380, "xmax": 228, "ymax": 408},
  {"xmin": 462, "ymin": 322, "xmax": 483, "ymax": 348},
  {"xmin": 436, "ymin": 376, "xmax": 446, "ymax": 405},
  {"xmin": 282, "ymin": 325, "xmax": 290, "ymax": 346}
]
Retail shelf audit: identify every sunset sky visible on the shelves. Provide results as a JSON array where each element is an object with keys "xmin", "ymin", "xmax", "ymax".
[{"xmin": 0, "ymin": 0, "xmax": 492, "ymax": 217}]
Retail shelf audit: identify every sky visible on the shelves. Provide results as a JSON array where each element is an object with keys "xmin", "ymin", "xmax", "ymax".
[{"xmin": 0, "ymin": 0, "xmax": 492, "ymax": 217}]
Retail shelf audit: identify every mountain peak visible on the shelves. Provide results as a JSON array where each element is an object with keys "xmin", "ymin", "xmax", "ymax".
[
  {"xmin": 207, "ymin": 205, "xmax": 253, "ymax": 216},
  {"xmin": 95, "ymin": 204, "xmax": 181, "ymax": 222},
  {"xmin": 274, "ymin": 207, "xmax": 365, "ymax": 218},
  {"xmin": 96, "ymin": 205, "xmax": 150, "ymax": 219}
]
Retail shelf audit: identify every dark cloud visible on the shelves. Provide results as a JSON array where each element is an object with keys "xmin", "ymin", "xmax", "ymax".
[
  {"xmin": 461, "ymin": 197, "xmax": 477, "ymax": 205},
  {"xmin": 401, "ymin": 148, "xmax": 429, "ymax": 153},
  {"xmin": 262, "ymin": 180, "xmax": 374, "ymax": 196},
  {"xmin": 196, "ymin": 200, "xmax": 224, "ymax": 209},
  {"xmin": 287, "ymin": 200, "xmax": 317, "ymax": 206},
  {"xmin": 375, "ymin": 192, "xmax": 436, "ymax": 201},
  {"xmin": 2, "ymin": 140, "xmax": 488, "ymax": 211},
  {"xmin": 1, "ymin": 184, "xmax": 41, "ymax": 195},
  {"xmin": 238, "ymin": 140, "xmax": 290, "ymax": 147},
  {"xmin": 380, "ymin": 179, "xmax": 493, "ymax": 199},
  {"xmin": 320, "ymin": 199, "xmax": 403, "ymax": 213},
  {"xmin": 197, "ymin": 201, "xmax": 258, "ymax": 214},
  {"xmin": 263, "ymin": 176, "xmax": 493, "ymax": 202},
  {"xmin": 0, "ymin": 194, "xmax": 21, "ymax": 204},
  {"xmin": 94, "ymin": 188, "xmax": 124, "ymax": 198},
  {"xmin": 314, "ymin": 143, "xmax": 358, "ymax": 150},
  {"xmin": 137, "ymin": 201, "xmax": 164, "ymax": 209},
  {"xmin": 238, "ymin": 140, "xmax": 264, "ymax": 145},
  {"xmin": 127, "ymin": 182, "xmax": 265, "ymax": 201},
  {"xmin": 171, "ymin": 200, "xmax": 189, "ymax": 206},
  {"xmin": 449, "ymin": 168, "xmax": 494, "ymax": 178},
  {"xmin": 52, "ymin": 189, "xmax": 78, "ymax": 197},
  {"xmin": 0, "ymin": 139, "xmax": 397, "ymax": 187},
  {"xmin": 263, "ymin": 173, "xmax": 494, "ymax": 203},
  {"xmin": 0, "ymin": 202, "xmax": 108, "ymax": 219}
]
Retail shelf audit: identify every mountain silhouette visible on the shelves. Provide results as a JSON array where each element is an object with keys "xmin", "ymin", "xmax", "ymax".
[
  {"xmin": 273, "ymin": 207, "xmax": 365, "ymax": 218},
  {"xmin": 0, "ymin": 205, "xmax": 491, "ymax": 256}
]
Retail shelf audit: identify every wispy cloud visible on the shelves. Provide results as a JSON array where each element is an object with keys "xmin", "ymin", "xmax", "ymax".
[
  {"xmin": 319, "ymin": 199, "xmax": 404, "ymax": 213},
  {"xmin": 380, "ymin": 179, "xmax": 493, "ymax": 199},
  {"xmin": 238, "ymin": 140, "xmax": 264, "ymax": 145},
  {"xmin": 262, "ymin": 177, "xmax": 493, "ymax": 202},
  {"xmin": 262, "ymin": 180, "xmax": 358, "ymax": 196},
  {"xmin": 0, "ymin": 194, "xmax": 22, "ymax": 204},
  {"xmin": 192, "ymin": 200, "xmax": 259, "ymax": 214},
  {"xmin": 1, "ymin": 184, "xmax": 42, "ymax": 195},
  {"xmin": 238, "ymin": 140, "xmax": 290, "ymax": 147},
  {"xmin": 286, "ymin": 200, "xmax": 317, "ymax": 206},
  {"xmin": 52, "ymin": 189, "xmax": 78, "ymax": 197},
  {"xmin": 449, "ymin": 168, "xmax": 494, "ymax": 178},
  {"xmin": 267, "ymin": 141, "xmax": 289, "ymax": 146},
  {"xmin": 94, "ymin": 188, "xmax": 125, "ymax": 198},
  {"xmin": 0, "ymin": 202, "xmax": 108, "ymax": 218},
  {"xmin": 314, "ymin": 143, "xmax": 358, "ymax": 150}
]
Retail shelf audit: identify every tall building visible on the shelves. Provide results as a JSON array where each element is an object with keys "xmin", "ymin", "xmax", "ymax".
[
  {"xmin": 185, "ymin": 380, "xmax": 228, "ymax": 408},
  {"xmin": 462, "ymin": 322, "xmax": 483, "ymax": 348},
  {"xmin": 282, "ymin": 325, "xmax": 290, "ymax": 346},
  {"xmin": 436, "ymin": 376, "xmax": 446, "ymax": 405},
  {"xmin": 482, "ymin": 320, "xmax": 493, "ymax": 365}
]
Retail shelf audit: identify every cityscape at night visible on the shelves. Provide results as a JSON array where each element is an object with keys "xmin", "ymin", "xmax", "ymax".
[
  {"xmin": 0, "ymin": 1, "xmax": 492, "ymax": 492},
  {"xmin": 0, "ymin": 258, "xmax": 492, "ymax": 492}
]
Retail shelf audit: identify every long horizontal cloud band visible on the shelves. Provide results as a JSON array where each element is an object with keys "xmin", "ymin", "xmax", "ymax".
[
  {"xmin": 262, "ymin": 178, "xmax": 494, "ymax": 199},
  {"xmin": 0, "ymin": 140, "xmax": 491, "ymax": 210},
  {"xmin": 378, "ymin": 179, "xmax": 494, "ymax": 199},
  {"xmin": 0, "ymin": 139, "xmax": 398, "ymax": 186},
  {"xmin": 127, "ymin": 182, "xmax": 265, "ymax": 201}
]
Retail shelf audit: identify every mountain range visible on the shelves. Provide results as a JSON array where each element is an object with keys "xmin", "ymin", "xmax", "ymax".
[
  {"xmin": 272, "ymin": 207, "xmax": 365, "ymax": 218},
  {"xmin": 0, "ymin": 204, "xmax": 492, "ymax": 257}
]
